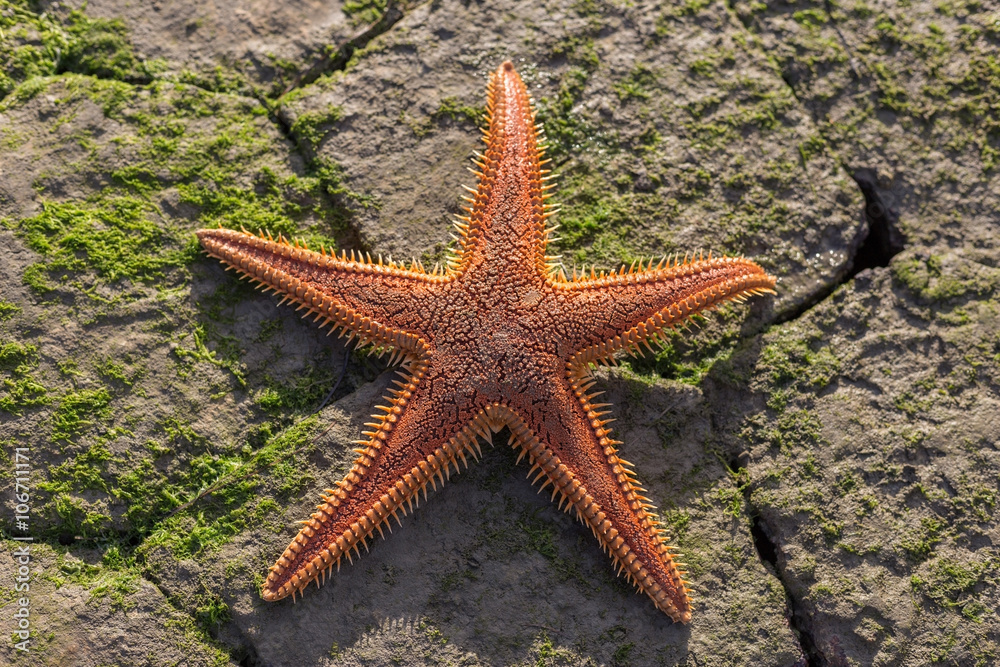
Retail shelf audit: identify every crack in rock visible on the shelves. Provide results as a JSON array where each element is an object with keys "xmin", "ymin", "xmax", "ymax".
[
  {"xmin": 730, "ymin": 453, "xmax": 824, "ymax": 667},
  {"xmin": 282, "ymin": 0, "xmax": 407, "ymax": 95},
  {"xmin": 848, "ymin": 167, "xmax": 906, "ymax": 279},
  {"xmin": 748, "ymin": 510, "xmax": 825, "ymax": 667},
  {"xmin": 726, "ymin": 0, "xmax": 903, "ymax": 329},
  {"xmin": 773, "ymin": 164, "xmax": 906, "ymax": 327}
]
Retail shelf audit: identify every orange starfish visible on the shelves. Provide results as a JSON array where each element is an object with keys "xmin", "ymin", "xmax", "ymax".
[{"xmin": 197, "ymin": 61, "xmax": 776, "ymax": 623}]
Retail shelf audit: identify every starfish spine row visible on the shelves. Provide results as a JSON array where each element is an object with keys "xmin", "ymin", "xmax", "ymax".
[
  {"xmin": 198, "ymin": 231, "xmax": 430, "ymax": 366},
  {"xmin": 264, "ymin": 394, "xmax": 509, "ymax": 602},
  {"xmin": 499, "ymin": 399, "xmax": 691, "ymax": 622},
  {"xmin": 450, "ymin": 60, "xmax": 556, "ymax": 281},
  {"xmin": 568, "ymin": 257, "xmax": 777, "ymax": 367}
]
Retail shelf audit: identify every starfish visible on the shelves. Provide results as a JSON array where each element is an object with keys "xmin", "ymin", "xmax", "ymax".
[{"xmin": 196, "ymin": 61, "xmax": 776, "ymax": 623}]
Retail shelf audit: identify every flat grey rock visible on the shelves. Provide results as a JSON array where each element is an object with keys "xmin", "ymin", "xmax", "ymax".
[{"xmin": 43, "ymin": 0, "xmax": 371, "ymax": 93}]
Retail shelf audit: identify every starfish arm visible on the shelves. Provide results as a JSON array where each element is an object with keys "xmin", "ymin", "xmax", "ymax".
[
  {"xmin": 197, "ymin": 228, "xmax": 443, "ymax": 354},
  {"xmin": 494, "ymin": 374, "xmax": 693, "ymax": 623},
  {"xmin": 454, "ymin": 62, "xmax": 554, "ymax": 281},
  {"xmin": 262, "ymin": 358, "xmax": 498, "ymax": 601},
  {"xmin": 554, "ymin": 255, "xmax": 777, "ymax": 363}
]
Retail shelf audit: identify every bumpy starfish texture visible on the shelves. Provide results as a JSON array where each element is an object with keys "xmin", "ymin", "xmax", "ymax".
[{"xmin": 197, "ymin": 61, "xmax": 776, "ymax": 623}]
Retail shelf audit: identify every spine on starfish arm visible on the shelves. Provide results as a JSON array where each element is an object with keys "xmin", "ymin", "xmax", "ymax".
[{"xmin": 566, "ymin": 373, "xmax": 693, "ymax": 620}]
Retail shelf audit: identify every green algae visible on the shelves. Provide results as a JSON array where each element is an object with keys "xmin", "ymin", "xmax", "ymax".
[
  {"xmin": 0, "ymin": 2, "xmax": 159, "ymax": 100},
  {"xmin": 0, "ymin": 300, "xmax": 20, "ymax": 319},
  {"xmin": 342, "ymin": 0, "xmax": 389, "ymax": 27},
  {"xmin": 50, "ymin": 388, "xmax": 113, "ymax": 443},
  {"xmin": 0, "ymin": 338, "xmax": 37, "ymax": 373},
  {"xmin": 289, "ymin": 103, "xmax": 344, "ymax": 153},
  {"xmin": 59, "ymin": 10, "xmax": 160, "ymax": 83},
  {"xmin": 45, "ymin": 546, "xmax": 142, "ymax": 611},
  {"xmin": 892, "ymin": 253, "xmax": 1000, "ymax": 304},
  {"xmin": 0, "ymin": 338, "xmax": 49, "ymax": 414},
  {"xmin": 3, "ymin": 73, "xmax": 353, "ymax": 307},
  {"xmin": 0, "ymin": 5, "xmax": 380, "ymax": 662},
  {"xmin": 912, "ymin": 556, "xmax": 999, "ymax": 622},
  {"xmin": 742, "ymin": 0, "xmax": 1000, "ymax": 176},
  {"xmin": 15, "ymin": 197, "xmax": 188, "ymax": 291},
  {"xmin": 612, "ymin": 63, "xmax": 658, "ymax": 102}
]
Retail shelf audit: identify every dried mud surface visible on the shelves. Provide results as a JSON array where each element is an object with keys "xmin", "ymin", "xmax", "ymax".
[{"xmin": 1, "ymin": 1, "xmax": 997, "ymax": 666}]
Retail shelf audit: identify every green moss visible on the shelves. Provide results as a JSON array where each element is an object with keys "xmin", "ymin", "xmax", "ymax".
[
  {"xmin": 60, "ymin": 10, "xmax": 160, "ymax": 83},
  {"xmin": 176, "ymin": 183, "xmax": 302, "ymax": 241},
  {"xmin": 0, "ymin": 374, "xmax": 49, "ymax": 414},
  {"xmin": 428, "ymin": 96, "xmax": 482, "ymax": 128},
  {"xmin": 892, "ymin": 254, "xmax": 999, "ymax": 303},
  {"xmin": 792, "ymin": 8, "xmax": 830, "ymax": 30},
  {"xmin": 0, "ymin": 3, "xmax": 67, "ymax": 99},
  {"xmin": 49, "ymin": 492, "xmax": 113, "ymax": 538},
  {"xmin": 342, "ymin": 0, "xmax": 388, "ymax": 27},
  {"xmin": 0, "ymin": 338, "xmax": 49, "ymax": 414},
  {"xmin": 141, "ymin": 453, "xmax": 270, "ymax": 560},
  {"xmin": 0, "ymin": 3, "xmax": 160, "ymax": 100},
  {"xmin": 532, "ymin": 632, "xmax": 577, "ymax": 666},
  {"xmin": 536, "ymin": 67, "xmax": 599, "ymax": 163},
  {"xmin": 772, "ymin": 0, "xmax": 1000, "ymax": 174},
  {"xmin": 520, "ymin": 512, "xmax": 559, "ymax": 561},
  {"xmin": 660, "ymin": 508, "xmax": 692, "ymax": 544},
  {"xmin": 552, "ymin": 170, "xmax": 643, "ymax": 266},
  {"xmin": 133, "ymin": 418, "xmax": 317, "ymax": 560},
  {"xmin": 759, "ymin": 329, "xmax": 842, "ymax": 394},
  {"xmin": 257, "ymin": 362, "xmax": 337, "ymax": 417},
  {"xmin": 95, "ymin": 356, "xmax": 142, "ymax": 388},
  {"xmin": 0, "ymin": 339, "xmax": 37, "ymax": 373},
  {"xmin": 4, "ymin": 74, "xmax": 353, "ymax": 309},
  {"xmin": 44, "ymin": 547, "xmax": 140, "ymax": 610},
  {"xmin": 836, "ymin": 470, "xmax": 859, "ymax": 495},
  {"xmin": 43, "ymin": 441, "xmax": 115, "ymax": 493},
  {"xmin": 688, "ymin": 48, "xmax": 737, "ymax": 79},
  {"xmin": 160, "ymin": 607, "xmax": 233, "ymax": 667},
  {"xmin": 537, "ymin": 13, "xmax": 604, "ymax": 158},
  {"xmin": 658, "ymin": 0, "xmax": 712, "ymax": 21},
  {"xmin": 715, "ymin": 485, "xmax": 744, "ymax": 519},
  {"xmin": 289, "ymin": 104, "xmax": 344, "ymax": 153},
  {"xmin": 173, "ymin": 299, "xmax": 249, "ymax": 383},
  {"xmin": 50, "ymin": 388, "xmax": 113, "ymax": 443},
  {"xmin": 951, "ymin": 478, "xmax": 997, "ymax": 524},
  {"xmin": 912, "ymin": 556, "xmax": 998, "ymax": 622},
  {"xmin": 0, "ymin": 301, "xmax": 20, "ymax": 320},
  {"xmin": 193, "ymin": 592, "xmax": 232, "ymax": 632},
  {"xmin": 88, "ymin": 560, "xmax": 141, "ymax": 609},
  {"xmin": 682, "ymin": 74, "xmax": 797, "ymax": 149},
  {"xmin": 613, "ymin": 63, "xmax": 658, "ymax": 102},
  {"xmin": 13, "ymin": 197, "xmax": 189, "ymax": 292},
  {"xmin": 611, "ymin": 641, "xmax": 635, "ymax": 666},
  {"xmin": 900, "ymin": 516, "xmax": 949, "ymax": 561}
]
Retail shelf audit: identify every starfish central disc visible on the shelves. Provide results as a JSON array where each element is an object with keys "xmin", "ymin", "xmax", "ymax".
[{"xmin": 196, "ymin": 61, "xmax": 777, "ymax": 623}]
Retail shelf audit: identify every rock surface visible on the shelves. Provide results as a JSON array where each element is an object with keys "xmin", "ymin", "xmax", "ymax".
[
  {"xmin": 0, "ymin": 0, "xmax": 997, "ymax": 666},
  {"xmin": 42, "ymin": 0, "xmax": 378, "ymax": 94}
]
